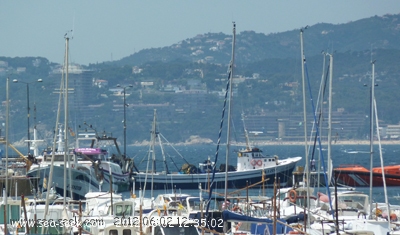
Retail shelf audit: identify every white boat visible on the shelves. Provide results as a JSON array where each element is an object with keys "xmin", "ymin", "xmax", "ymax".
[
  {"xmin": 27, "ymin": 138, "xmax": 132, "ymax": 200},
  {"xmin": 26, "ymin": 126, "xmax": 108, "ymax": 200}
]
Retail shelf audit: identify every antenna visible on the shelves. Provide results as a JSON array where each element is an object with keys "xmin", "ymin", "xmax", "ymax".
[
  {"xmin": 71, "ymin": 11, "xmax": 75, "ymax": 39},
  {"xmin": 64, "ymin": 30, "xmax": 73, "ymax": 39},
  {"xmin": 370, "ymin": 43, "xmax": 373, "ymax": 63}
]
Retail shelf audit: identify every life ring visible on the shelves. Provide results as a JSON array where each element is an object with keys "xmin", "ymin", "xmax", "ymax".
[
  {"xmin": 250, "ymin": 159, "xmax": 257, "ymax": 166},
  {"xmin": 288, "ymin": 189, "xmax": 297, "ymax": 203},
  {"xmin": 257, "ymin": 160, "xmax": 262, "ymax": 166}
]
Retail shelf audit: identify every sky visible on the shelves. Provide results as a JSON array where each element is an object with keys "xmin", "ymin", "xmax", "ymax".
[{"xmin": 1, "ymin": 1, "xmax": 400, "ymax": 65}]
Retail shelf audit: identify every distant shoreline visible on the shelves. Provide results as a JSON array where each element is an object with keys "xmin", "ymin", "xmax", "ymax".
[
  {"xmin": 131, "ymin": 139, "xmax": 400, "ymax": 146},
  {"xmin": 251, "ymin": 140, "xmax": 400, "ymax": 146},
  {"xmin": 10, "ymin": 138, "xmax": 399, "ymax": 148}
]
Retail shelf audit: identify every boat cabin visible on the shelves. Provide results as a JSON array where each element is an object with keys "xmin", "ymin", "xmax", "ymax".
[
  {"xmin": 237, "ymin": 147, "xmax": 279, "ymax": 171},
  {"xmin": 333, "ymin": 191, "xmax": 369, "ymax": 216},
  {"xmin": 183, "ymin": 196, "xmax": 226, "ymax": 215},
  {"xmin": 74, "ymin": 147, "xmax": 108, "ymax": 162}
]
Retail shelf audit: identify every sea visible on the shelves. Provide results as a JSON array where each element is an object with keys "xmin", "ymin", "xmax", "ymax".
[{"xmin": 121, "ymin": 143, "xmax": 400, "ymax": 205}]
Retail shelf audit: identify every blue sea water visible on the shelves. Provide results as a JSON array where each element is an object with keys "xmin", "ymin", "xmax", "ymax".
[{"xmin": 121, "ymin": 143, "xmax": 400, "ymax": 205}]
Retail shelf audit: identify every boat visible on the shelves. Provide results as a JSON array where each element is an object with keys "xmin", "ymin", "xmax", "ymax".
[
  {"xmin": 131, "ymin": 112, "xmax": 301, "ymax": 190},
  {"xmin": 27, "ymin": 126, "xmax": 133, "ymax": 199},
  {"xmin": 334, "ymin": 164, "xmax": 400, "ymax": 187},
  {"xmin": 342, "ymin": 149, "xmax": 370, "ymax": 154}
]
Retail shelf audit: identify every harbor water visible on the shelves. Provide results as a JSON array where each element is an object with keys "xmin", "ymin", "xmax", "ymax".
[{"xmin": 119, "ymin": 143, "xmax": 400, "ymax": 205}]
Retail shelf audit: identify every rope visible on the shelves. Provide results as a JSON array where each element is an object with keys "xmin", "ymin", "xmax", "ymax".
[
  {"xmin": 205, "ymin": 66, "xmax": 232, "ymax": 219},
  {"xmin": 304, "ymin": 59, "xmax": 334, "ymax": 217}
]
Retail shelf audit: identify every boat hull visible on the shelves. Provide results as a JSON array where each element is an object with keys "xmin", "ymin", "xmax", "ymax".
[
  {"xmin": 132, "ymin": 157, "xmax": 300, "ymax": 190},
  {"xmin": 27, "ymin": 165, "xmax": 108, "ymax": 200},
  {"xmin": 334, "ymin": 167, "xmax": 400, "ymax": 187}
]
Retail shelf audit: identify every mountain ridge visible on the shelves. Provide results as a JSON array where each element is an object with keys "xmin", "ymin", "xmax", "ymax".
[{"xmin": 109, "ymin": 13, "xmax": 400, "ymax": 67}]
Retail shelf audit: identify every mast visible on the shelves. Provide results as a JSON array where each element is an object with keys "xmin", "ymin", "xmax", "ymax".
[
  {"xmin": 373, "ymin": 95, "xmax": 390, "ymax": 230},
  {"xmin": 29, "ymin": 103, "xmax": 44, "ymax": 157},
  {"xmin": 327, "ymin": 53, "xmax": 333, "ymax": 186},
  {"xmin": 4, "ymin": 77, "xmax": 9, "ymax": 235},
  {"xmin": 63, "ymin": 36, "xmax": 70, "ymax": 205},
  {"xmin": 241, "ymin": 112, "xmax": 251, "ymax": 150},
  {"xmin": 300, "ymin": 27, "xmax": 311, "ymax": 227},
  {"xmin": 317, "ymin": 52, "xmax": 326, "ymax": 194},
  {"xmin": 224, "ymin": 22, "xmax": 236, "ymax": 203},
  {"xmin": 368, "ymin": 60, "xmax": 375, "ymax": 217},
  {"xmin": 300, "ymin": 28, "xmax": 309, "ymax": 179},
  {"xmin": 150, "ymin": 109, "xmax": 157, "ymax": 199}
]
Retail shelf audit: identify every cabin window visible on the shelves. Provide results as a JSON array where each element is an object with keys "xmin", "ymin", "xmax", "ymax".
[
  {"xmin": 125, "ymin": 205, "xmax": 132, "ymax": 216},
  {"xmin": 114, "ymin": 205, "xmax": 132, "ymax": 216},
  {"xmin": 123, "ymin": 230, "xmax": 132, "ymax": 235},
  {"xmin": 76, "ymin": 174, "xmax": 90, "ymax": 182},
  {"xmin": 264, "ymin": 159, "xmax": 267, "ymax": 162},
  {"xmin": 115, "ymin": 205, "xmax": 124, "ymax": 216},
  {"xmin": 109, "ymin": 229, "xmax": 118, "ymax": 235}
]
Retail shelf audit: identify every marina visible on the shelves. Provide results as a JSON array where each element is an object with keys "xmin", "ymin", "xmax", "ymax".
[{"xmin": 1, "ymin": 9, "xmax": 400, "ymax": 234}]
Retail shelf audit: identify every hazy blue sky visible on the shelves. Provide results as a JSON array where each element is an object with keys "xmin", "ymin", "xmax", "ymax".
[{"xmin": 2, "ymin": 1, "xmax": 400, "ymax": 65}]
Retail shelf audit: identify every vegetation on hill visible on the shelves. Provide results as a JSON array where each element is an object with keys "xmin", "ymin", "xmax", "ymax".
[{"xmin": 1, "ymin": 13, "xmax": 400, "ymax": 146}]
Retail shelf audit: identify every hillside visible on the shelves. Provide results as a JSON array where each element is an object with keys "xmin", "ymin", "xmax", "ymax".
[
  {"xmin": 1, "ymin": 13, "xmax": 400, "ymax": 147},
  {"xmin": 109, "ymin": 13, "xmax": 400, "ymax": 67}
]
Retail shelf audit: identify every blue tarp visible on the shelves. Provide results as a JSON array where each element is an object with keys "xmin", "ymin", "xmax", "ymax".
[{"xmin": 222, "ymin": 210, "xmax": 293, "ymax": 234}]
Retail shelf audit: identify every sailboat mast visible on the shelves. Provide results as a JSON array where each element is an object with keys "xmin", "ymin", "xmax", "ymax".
[
  {"xmin": 327, "ymin": 54, "xmax": 333, "ymax": 185},
  {"xmin": 224, "ymin": 22, "xmax": 236, "ymax": 203},
  {"xmin": 151, "ymin": 109, "xmax": 157, "ymax": 199},
  {"xmin": 300, "ymin": 27, "xmax": 311, "ymax": 227},
  {"xmin": 241, "ymin": 112, "xmax": 251, "ymax": 150},
  {"xmin": 373, "ymin": 97, "xmax": 391, "ymax": 230},
  {"xmin": 369, "ymin": 60, "xmax": 375, "ymax": 217},
  {"xmin": 317, "ymin": 52, "xmax": 326, "ymax": 192},
  {"xmin": 300, "ymin": 28, "xmax": 309, "ymax": 176},
  {"xmin": 63, "ymin": 36, "xmax": 70, "ymax": 205},
  {"xmin": 4, "ymin": 77, "xmax": 9, "ymax": 235}
]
